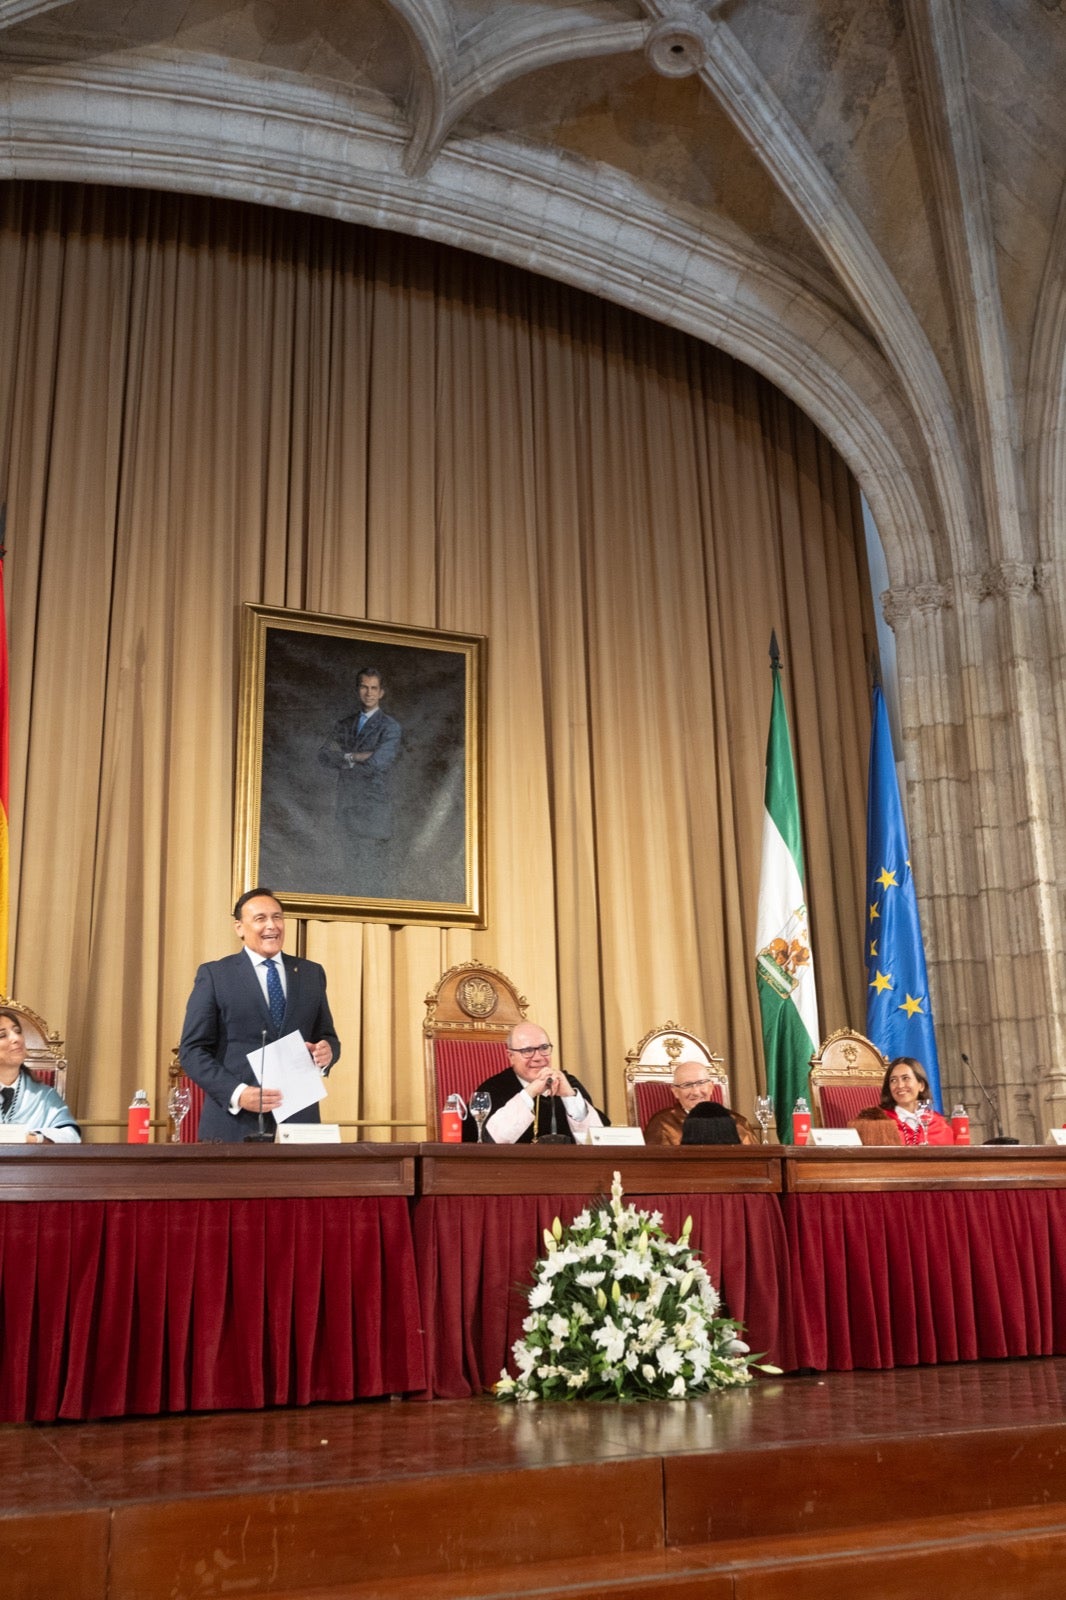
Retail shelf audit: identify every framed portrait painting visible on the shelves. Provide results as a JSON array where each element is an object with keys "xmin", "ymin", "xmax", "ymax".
[{"xmin": 235, "ymin": 605, "xmax": 487, "ymax": 926}]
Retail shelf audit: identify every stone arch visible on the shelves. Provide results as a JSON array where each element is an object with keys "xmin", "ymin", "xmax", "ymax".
[{"xmin": 0, "ymin": 58, "xmax": 949, "ymax": 591}]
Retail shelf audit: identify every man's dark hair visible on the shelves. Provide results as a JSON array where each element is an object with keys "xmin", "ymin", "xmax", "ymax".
[
  {"xmin": 357, "ymin": 666, "xmax": 386, "ymax": 690},
  {"xmin": 233, "ymin": 887, "xmax": 281, "ymax": 920}
]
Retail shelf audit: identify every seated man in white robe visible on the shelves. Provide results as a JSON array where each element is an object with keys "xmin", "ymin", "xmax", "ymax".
[
  {"xmin": 462, "ymin": 1022, "xmax": 607, "ymax": 1144},
  {"xmin": 0, "ymin": 1008, "xmax": 81, "ymax": 1143}
]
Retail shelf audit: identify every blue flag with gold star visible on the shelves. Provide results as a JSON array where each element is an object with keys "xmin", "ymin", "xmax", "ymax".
[{"xmin": 865, "ymin": 685, "xmax": 942, "ymax": 1107}]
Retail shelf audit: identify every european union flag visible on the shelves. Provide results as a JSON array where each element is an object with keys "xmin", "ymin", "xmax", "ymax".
[{"xmin": 865, "ymin": 685, "xmax": 942, "ymax": 1107}]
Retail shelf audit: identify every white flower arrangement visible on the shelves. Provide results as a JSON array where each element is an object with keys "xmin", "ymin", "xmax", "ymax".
[{"xmin": 495, "ymin": 1172, "xmax": 769, "ymax": 1402}]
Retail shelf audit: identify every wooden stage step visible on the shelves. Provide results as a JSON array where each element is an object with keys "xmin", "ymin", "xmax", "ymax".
[
  {"xmin": 5, "ymin": 1362, "xmax": 1066, "ymax": 1599},
  {"xmin": 237, "ymin": 1506, "xmax": 1066, "ymax": 1600}
]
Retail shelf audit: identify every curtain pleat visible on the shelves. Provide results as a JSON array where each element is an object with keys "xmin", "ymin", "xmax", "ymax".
[{"xmin": 0, "ymin": 181, "xmax": 876, "ymax": 1136}]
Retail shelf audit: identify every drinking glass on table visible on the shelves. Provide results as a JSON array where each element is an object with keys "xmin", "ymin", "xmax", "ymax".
[
  {"xmin": 754, "ymin": 1096, "xmax": 774, "ymax": 1144},
  {"xmin": 167, "ymin": 1083, "xmax": 192, "ymax": 1143},
  {"xmin": 470, "ymin": 1090, "xmax": 492, "ymax": 1143}
]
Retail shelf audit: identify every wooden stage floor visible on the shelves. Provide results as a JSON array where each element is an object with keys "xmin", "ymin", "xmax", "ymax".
[{"xmin": 7, "ymin": 1360, "xmax": 1066, "ymax": 1599}]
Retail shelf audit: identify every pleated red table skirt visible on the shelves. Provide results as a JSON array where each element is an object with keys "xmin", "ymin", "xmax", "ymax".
[
  {"xmin": 0, "ymin": 1196, "xmax": 425, "ymax": 1421},
  {"xmin": 786, "ymin": 1188, "xmax": 1066, "ymax": 1369}
]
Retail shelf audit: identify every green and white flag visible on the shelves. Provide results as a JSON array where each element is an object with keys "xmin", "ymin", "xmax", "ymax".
[{"xmin": 755, "ymin": 650, "xmax": 819, "ymax": 1141}]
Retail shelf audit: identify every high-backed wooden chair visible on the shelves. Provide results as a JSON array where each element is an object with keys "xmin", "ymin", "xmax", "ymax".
[
  {"xmin": 809, "ymin": 1028, "xmax": 888, "ymax": 1126},
  {"xmin": 0, "ymin": 994, "xmax": 68, "ymax": 1101},
  {"xmin": 624, "ymin": 1022, "xmax": 729, "ymax": 1130},
  {"xmin": 423, "ymin": 963, "xmax": 529, "ymax": 1138}
]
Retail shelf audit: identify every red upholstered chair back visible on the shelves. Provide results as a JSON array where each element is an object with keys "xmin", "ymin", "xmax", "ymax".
[
  {"xmin": 624, "ymin": 1022, "xmax": 729, "ymax": 1130},
  {"xmin": 809, "ymin": 1028, "xmax": 888, "ymax": 1127},
  {"xmin": 817, "ymin": 1081, "xmax": 883, "ymax": 1126},
  {"xmin": 423, "ymin": 963, "xmax": 530, "ymax": 1138},
  {"xmin": 632, "ymin": 1076, "xmax": 725, "ymax": 1129},
  {"xmin": 0, "ymin": 995, "xmax": 68, "ymax": 1102},
  {"xmin": 433, "ymin": 1038, "xmax": 511, "ymax": 1115}
]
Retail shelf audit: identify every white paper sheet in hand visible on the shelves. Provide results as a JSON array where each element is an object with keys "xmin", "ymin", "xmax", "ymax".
[{"xmin": 247, "ymin": 1030, "xmax": 327, "ymax": 1122}]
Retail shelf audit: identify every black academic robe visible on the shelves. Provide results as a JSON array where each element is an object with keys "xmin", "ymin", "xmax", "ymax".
[{"xmin": 462, "ymin": 1065, "xmax": 607, "ymax": 1144}]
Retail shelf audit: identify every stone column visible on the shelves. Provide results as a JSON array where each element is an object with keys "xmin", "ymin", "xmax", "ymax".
[{"xmin": 885, "ymin": 566, "xmax": 1066, "ymax": 1142}]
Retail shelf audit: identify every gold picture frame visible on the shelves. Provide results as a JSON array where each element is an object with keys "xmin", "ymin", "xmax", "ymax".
[{"xmin": 235, "ymin": 604, "xmax": 487, "ymax": 926}]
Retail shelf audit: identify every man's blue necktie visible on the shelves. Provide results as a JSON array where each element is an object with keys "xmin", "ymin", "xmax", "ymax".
[{"xmin": 263, "ymin": 959, "xmax": 285, "ymax": 1030}]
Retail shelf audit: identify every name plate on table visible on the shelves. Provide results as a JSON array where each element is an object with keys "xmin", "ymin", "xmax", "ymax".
[
  {"xmin": 588, "ymin": 1126, "xmax": 646, "ymax": 1146},
  {"xmin": 809, "ymin": 1128, "xmax": 862, "ymax": 1147},
  {"xmin": 1046, "ymin": 1129, "xmax": 1066, "ymax": 1146},
  {"xmin": 275, "ymin": 1123, "xmax": 342, "ymax": 1144},
  {"xmin": 0, "ymin": 1124, "xmax": 30, "ymax": 1143}
]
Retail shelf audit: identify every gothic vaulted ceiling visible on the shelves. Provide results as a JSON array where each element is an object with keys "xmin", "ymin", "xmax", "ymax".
[{"xmin": 1, "ymin": 1, "xmax": 1064, "ymax": 586}]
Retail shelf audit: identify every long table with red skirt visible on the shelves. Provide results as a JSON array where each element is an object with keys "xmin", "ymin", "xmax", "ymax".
[
  {"xmin": 5, "ymin": 1143, "xmax": 1066, "ymax": 1419},
  {"xmin": 0, "ymin": 1144, "xmax": 425, "ymax": 1422}
]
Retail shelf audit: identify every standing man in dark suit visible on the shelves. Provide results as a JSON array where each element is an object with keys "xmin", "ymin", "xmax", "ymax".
[
  {"xmin": 179, "ymin": 888, "xmax": 340, "ymax": 1142},
  {"xmin": 318, "ymin": 666, "xmax": 402, "ymax": 897}
]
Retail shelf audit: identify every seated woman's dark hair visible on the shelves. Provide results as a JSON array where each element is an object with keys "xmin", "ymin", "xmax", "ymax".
[
  {"xmin": 680, "ymin": 1101, "xmax": 742, "ymax": 1146},
  {"xmin": 879, "ymin": 1055, "xmax": 931, "ymax": 1111}
]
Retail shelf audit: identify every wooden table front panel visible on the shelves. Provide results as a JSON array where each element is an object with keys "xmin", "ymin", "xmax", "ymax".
[
  {"xmin": 0, "ymin": 1143, "xmax": 418, "ymax": 1201},
  {"xmin": 417, "ymin": 1144, "xmax": 783, "ymax": 1196},
  {"xmin": 782, "ymin": 1146, "xmax": 1066, "ymax": 1192}
]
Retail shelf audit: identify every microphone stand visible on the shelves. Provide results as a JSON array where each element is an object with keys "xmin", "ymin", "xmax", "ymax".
[
  {"xmin": 960, "ymin": 1050, "xmax": 1005, "ymax": 1141},
  {"xmin": 244, "ymin": 1028, "xmax": 274, "ymax": 1142},
  {"xmin": 537, "ymin": 1071, "xmax": 572, "ymax": 1145}
]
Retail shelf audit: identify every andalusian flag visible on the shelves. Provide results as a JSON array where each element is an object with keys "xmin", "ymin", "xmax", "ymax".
[
  {"xmin": 865, "ymin": 683, "xmax": 942, "ymax": 1105},
  {"xmin": 0, "ymin": 505, "xmax": 8, "ymax": 990},
  {"xmin": 755, "ymin": 638, "xmax": 819, "ymax": 1140}
]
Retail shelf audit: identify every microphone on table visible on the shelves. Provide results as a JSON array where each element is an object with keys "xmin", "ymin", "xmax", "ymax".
[
  {"xmin": 960, "ymin": 1050, "xmax": 1005, "ymax": 1141},
  {"xmin": 244, "ymin": 1028, "xmax": 274, "ymax": 1143}
]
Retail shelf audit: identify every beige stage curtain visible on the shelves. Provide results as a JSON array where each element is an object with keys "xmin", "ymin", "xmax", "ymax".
[{"xmin": 0, "ymin": 182, "xmax": 876, "ymax": 1137}]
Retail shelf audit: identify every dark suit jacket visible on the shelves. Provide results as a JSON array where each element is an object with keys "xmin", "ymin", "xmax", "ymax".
[
  {"xmin": 318, "ymin": 709, "xmax": 402, "ymax": 839},
  {"xmin": 179, "ymin": 950, "xmax": 341, "ymax": 1142}
]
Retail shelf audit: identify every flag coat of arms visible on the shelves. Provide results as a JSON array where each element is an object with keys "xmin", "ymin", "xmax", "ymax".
[
  {"xmin": 865, "ymin": 684, "xmax": 942, "ymax": 1106},
  {"xmin": 755, "ymin": 653, "xmax": 819, "ymax": 1140}
]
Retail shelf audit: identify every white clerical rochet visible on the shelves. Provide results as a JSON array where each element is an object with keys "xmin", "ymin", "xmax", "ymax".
[{"xmin": 247, "ymin": 1029, "xmax": 327, "ymax": 1122}]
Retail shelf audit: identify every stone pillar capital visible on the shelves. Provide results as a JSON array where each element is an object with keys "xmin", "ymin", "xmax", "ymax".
[{"xmin": 879, "ymin": 582, "xmax": 953, "ymax": 631}]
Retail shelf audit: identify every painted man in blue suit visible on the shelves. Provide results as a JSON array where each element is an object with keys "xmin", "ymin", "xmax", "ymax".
[
  {"xmin": 318, "ymin": 666, "xmax": 402, "ymax": 897},
  {"xmin": 179, "ymin": 888, "xmax": 340, "ymax": 1141}
]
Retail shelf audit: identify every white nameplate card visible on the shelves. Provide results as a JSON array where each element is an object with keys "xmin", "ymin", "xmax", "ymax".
[
  {"xmin": 1045, "ymin": 1128, "xmax": 1066, "ymax": 1146},
  {"xmin": 588, "ymin": 1126, "xmax": 646, "ymax": 1146},
  {"xmin": 0, "ymin": 1124, "xmax": 30, "ymax": 1143},
  {"xmin": 809, "ymin": 1127, "xmax": 862, "ymax": 1147},
  {"xmin": 276, "ymin": 1123, "xmax": 342, "ymax": 1144}
]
